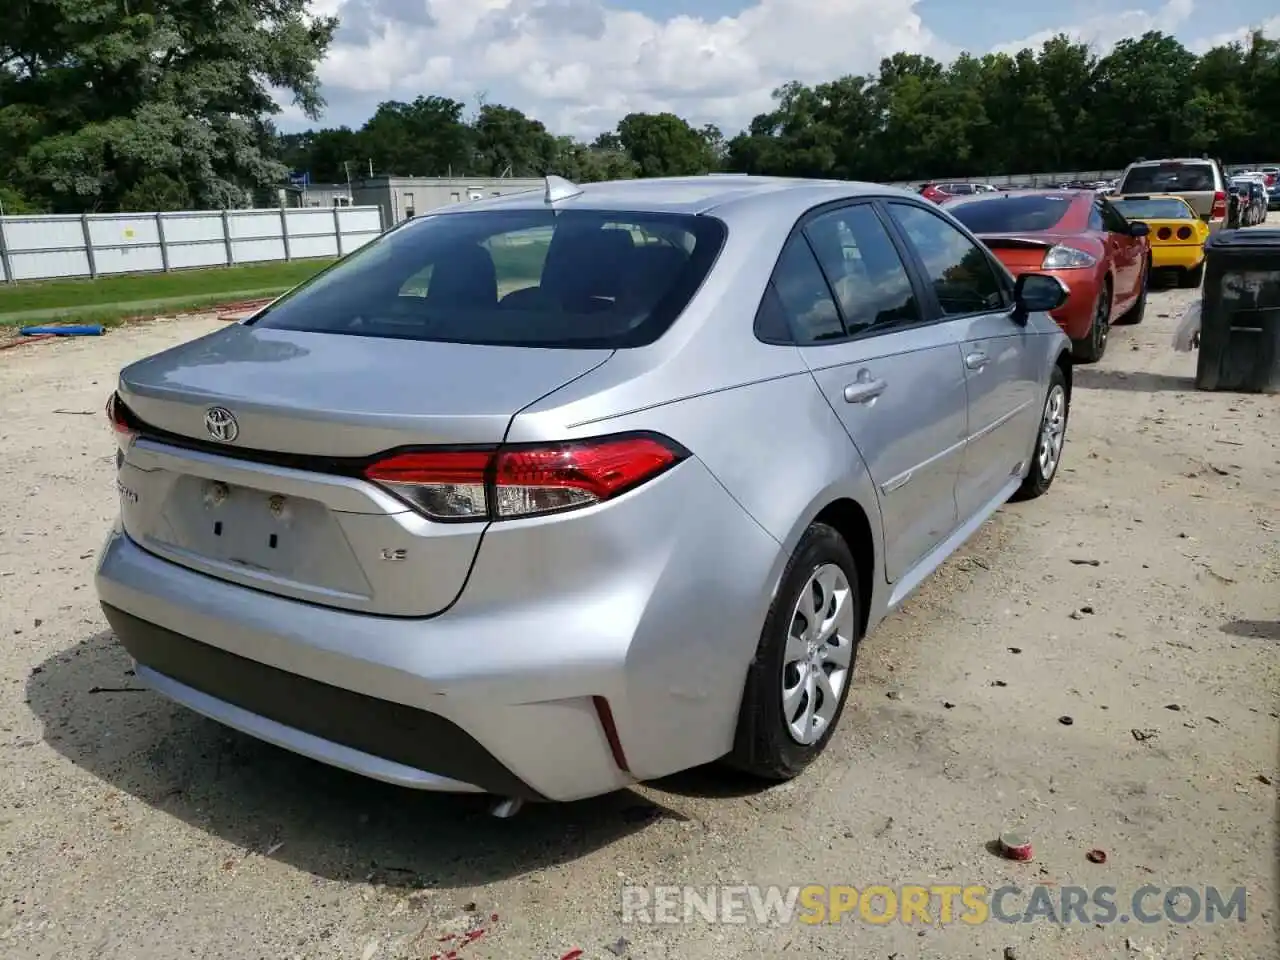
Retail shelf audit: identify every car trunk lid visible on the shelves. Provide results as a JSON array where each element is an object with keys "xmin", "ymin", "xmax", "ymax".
[{"xmin": 114, "ymin": 324, "xmax": 611, "ymax": 616}]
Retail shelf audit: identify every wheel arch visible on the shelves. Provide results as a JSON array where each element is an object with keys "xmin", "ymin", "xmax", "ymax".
[
  {"xmin": 1054, "ymin": 346, "xmax": 1073, "ymax": 404},
  {"xmin": 807, "ymin": 498, "xmax": 876, "ymax": 639}
]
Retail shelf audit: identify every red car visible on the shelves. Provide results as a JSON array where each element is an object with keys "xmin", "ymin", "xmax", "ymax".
[{"xmin": 943, "ymin": 190, "xmax": 1150, "ymax": 362}]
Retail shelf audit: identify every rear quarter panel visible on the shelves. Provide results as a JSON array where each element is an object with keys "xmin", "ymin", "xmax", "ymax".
[{"xmin": 504, "ymin": 371, "xmax": 890, "ymax": 778}]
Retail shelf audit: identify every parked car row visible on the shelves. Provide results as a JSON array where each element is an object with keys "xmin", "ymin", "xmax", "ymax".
[
  {"xmin": 1229, "ymin": 165, "xmax": 1278, "ymax": 188},
  {"xmin": 1230, "ymin": 176, "xmax": 1269, "ymax": 226},
  {"xmin": 97, "ymin": 173, "xmax": 1079, "ymax": 811}
]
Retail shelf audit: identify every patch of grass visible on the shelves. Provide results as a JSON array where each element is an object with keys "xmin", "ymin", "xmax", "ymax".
[
  {"xmin": 0, "ymin": 259, "xmax": 334, "ymax": 322},
  {"xmin": 3, "ymin": 290, "xmax": 296, "ymax": 329}
]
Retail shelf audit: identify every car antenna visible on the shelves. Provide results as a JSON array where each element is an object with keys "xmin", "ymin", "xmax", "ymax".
[{"xmin": 544, "ymin": 174, "xmax": 583, "ymax": 204}]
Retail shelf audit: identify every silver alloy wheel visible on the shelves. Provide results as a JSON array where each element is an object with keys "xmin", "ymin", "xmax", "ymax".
[
  {"xmin": 782, "ymin": 562, "xmax": 855, "ymax": 745},
  {"xmin": 1038, "ymin": 383, "xmax": 1067, "ymax": 481}
]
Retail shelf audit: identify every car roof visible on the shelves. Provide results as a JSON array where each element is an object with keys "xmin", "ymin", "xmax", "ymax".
[
  {"xmin": 1112, "ymin": 193, "xmax": 1191, "ymax": 202},
  {"xmin": 944, "ymin": 188, "xmax": 1091, "ymax": 207},
  {"xmin": 424, "ymin": 175, "xmax": 921, "ymax": 220},
  {"xmin": 1127, "ymin": 158, "xmax": 1218, "ymax": 166}
]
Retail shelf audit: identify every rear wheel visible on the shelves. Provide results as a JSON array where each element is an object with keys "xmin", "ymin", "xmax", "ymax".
[
  {"xmin": 726, "ymin": 523, "xmax": 861, "ymax": 781},
  {"xmin": 1011, "ymin": 364, "xmax": 1070, "ymax": 502},
  {"xmin": 1180, "ymin": 261, "xmax": 1205, "ymax": 288},
  {"xmin": 1071, "ymin": 281, "xmax": 1111, "ymax": 363},
  {"xmin": 1116, "ymin": 257, "xmax": 1150, "ymax": 326}
]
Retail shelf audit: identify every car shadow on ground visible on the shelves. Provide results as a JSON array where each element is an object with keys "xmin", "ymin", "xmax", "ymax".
[
  {"xmin": 1072, "ymin": 367, "xmax": 1196, "ymax": 393},
  {"xmin": 25, "ymin": 630, "xmax": 690, "ymax": 890},
  {"xmin": 1220, "ymin": 619, "xmax": 1280, "ymax": 642}
]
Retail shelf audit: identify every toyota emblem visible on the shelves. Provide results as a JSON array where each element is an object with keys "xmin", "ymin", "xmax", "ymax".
[{"xmin": 204, "ymin": 406, "xmax": 239, "ymax": 443}]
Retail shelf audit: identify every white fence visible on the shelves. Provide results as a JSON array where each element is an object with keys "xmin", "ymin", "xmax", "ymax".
[{"xmin": 0, "ymin": 206, "xmax": 384, "ymax": 283}]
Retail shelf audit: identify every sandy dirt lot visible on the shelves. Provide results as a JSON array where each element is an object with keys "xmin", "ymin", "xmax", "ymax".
[{"xmin": 0, "ymin": 278, "xmax": 1276, "ymax": 960}]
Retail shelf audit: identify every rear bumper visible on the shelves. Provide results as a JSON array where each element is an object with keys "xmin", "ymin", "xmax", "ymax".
[
  {"xmin": 1043, "ymin": 270, "xmax": 1101, "ymax": 340},
  {"xmin": 1151, "ymin": 245, "xmax": 1204, "ymax": 270},
  {"xmin": 103, "ymin": 604, "xmax": 517, "ymax": 795},
  {"xmin": 94, "ymin": 455, "xmax": 783, "ymax": 801}
]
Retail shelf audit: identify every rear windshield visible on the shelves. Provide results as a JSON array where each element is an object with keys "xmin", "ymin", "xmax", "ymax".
[
  {"xmin": 1109, "ymin": 198, "xmax": 1193, "ymax": 220},
  {"xmin": 1120, "ymin": 163, "xmax": 1215, "ymax": 194},
  {"xmin": 249, "ymin": 209, "xmax": 726, "ymax": 348},
  {"xmin": 948, "ymin": 195, "xmax": 1072, "ymax": 233}
]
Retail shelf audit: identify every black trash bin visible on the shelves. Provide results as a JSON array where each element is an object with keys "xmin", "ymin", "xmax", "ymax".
[{"xmin": 1195, "ymin": 227, "xmax": 1280, "ymax": 393}]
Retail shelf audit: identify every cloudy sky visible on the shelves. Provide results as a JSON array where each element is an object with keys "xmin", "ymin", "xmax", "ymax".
[{"xmin": 276, "ymin": 0, "xmax": 1280, "ymax": 138}]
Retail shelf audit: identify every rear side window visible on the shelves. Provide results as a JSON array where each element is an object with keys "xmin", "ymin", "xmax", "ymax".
[
  {"xmin": 803, "ymin": 205, "xmax": 920, "ymax": 335},
  {"xmin": 887, "ymin": 203, "xmax": 1007, "ymax": 316},
  {"xmin": 948, "ymin": 195, "xmax": 1072, "ymax": 233},
  {"xmin": 250, "ymin": 209, "xmax": 726, "ymax": 348},
  {"xmin": 755, "ymin": 236, "xmax": 844, "ymax": 344},
  {"xmin": 1121, "ymin": 163, "xmax": 1215, "ymax": 193}
]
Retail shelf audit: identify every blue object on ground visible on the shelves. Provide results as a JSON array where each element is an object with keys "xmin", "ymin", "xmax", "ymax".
[{"xmin": 17, "ymin": 324, "xmax": 106, "ymax": 336}]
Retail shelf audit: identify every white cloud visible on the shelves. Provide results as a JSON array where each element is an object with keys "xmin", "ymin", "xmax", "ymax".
[
  {"xmin": 278, "ymin": 0, "xmax": 1273, "ymax": 139},
  {"xmin": 1189, "ymin": 14, "xmax": 1280, "ymax": 52},
  {"xmin": 989, "ymin": 0, "xmax": 1194, "ymax": 57},
  {"xmin": 294, "ymin": 0, "xmax": 946, "ymax": 137}
]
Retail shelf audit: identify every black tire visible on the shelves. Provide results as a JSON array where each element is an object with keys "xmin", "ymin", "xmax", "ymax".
[
  {"xmin": 1115, "ymin": 257, "xmax": 1150, "ymax": 326},
  {"xmin": 726, "ymin": 523, "xmax": 862, "ymax": 781},
  {"xmin": 1180, "ymin": 261, "xmax": 1205, "ymax": 289},
  {"xmin": 1011, "ymin": 364, "xmax": 1070, "ymax": 502},
  {"xmin": 1071, "ymin": 280, "xmax": 1111, "ymax": 363}
]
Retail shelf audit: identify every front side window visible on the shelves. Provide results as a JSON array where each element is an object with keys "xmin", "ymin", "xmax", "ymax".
[
  {"xmin": 803, "ymin": 205, "xmax": 920, "ymax": 336},
  {"xmin": 1097, "ymin": 201, "xmax": 1130, "ymax": 233},
  {"xmin": 887, "ymin": 203, "xmax": 1006, "ymax": 316},
  {"xmin": 250, "ymin": 209, "xmax": 726, "ymax": 348}
]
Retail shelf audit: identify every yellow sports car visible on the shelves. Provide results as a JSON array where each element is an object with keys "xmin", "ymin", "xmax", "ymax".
[{"xmin": 1109, "ymin": 194, "xmax": 1209, "ymax": 288}]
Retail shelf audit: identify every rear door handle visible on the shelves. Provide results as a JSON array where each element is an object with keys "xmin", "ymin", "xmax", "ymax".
[
  {"xmin": 844, "ymin": 378, "xmax": 887, "ymax": 404},
  {"xmin": 965, "ymin": 351, "xmax": 988, "ymax": 371}
]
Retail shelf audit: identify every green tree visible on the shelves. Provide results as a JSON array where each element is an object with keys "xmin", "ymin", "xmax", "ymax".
[
  {"xmin": 615, "ymin": 112, "xmax": 717, "ymax": 177},
  {"xmin": 361, "ymin": 96, "xmax": 474, "ymax": 177},
  {"xmin": 472, "ymin": 104, "xmax": 558, "ymax": 177},
  {"xmin": 0, "ymin": 0, "xmax": 336, "ymax": 212}
]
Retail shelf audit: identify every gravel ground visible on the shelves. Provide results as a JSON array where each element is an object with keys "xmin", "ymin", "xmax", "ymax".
[{"xmin": 0, "ymin": 276, "xmax": 1277, "ymax": 960}]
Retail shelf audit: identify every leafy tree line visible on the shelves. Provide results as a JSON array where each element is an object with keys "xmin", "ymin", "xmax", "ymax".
[
  {"xmin": 2, "ymin": 4, "xmax": 1277, "ymax": 215},
  {"xmin": 288, "ymin": 30, "xmax": 1276, "ymax": 189}
]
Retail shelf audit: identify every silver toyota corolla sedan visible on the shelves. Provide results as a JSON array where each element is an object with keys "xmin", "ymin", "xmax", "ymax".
[{"xmin": 96, "ymin": 175, "xmax": 1073, "ymax": 812}]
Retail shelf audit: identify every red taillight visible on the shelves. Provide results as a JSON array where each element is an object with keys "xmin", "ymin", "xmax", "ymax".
[
  {"xmin": 1211, "ymin": 191, "xmax": 1227, "ymax": 220},
  {"xmin": 1176, "ymin": 226, "xmax": 1193, "ymax": 240},
  {"xmin": 1157, "ymin": 227, "xmax": 1172, "ymax": 240},
  {"xmin": 363, "ymin": 433, "xmax": 686, "ymax": 522},
  {"xmin": 106, "ymin": 392, "xmax": 137, "ymax": 443}
]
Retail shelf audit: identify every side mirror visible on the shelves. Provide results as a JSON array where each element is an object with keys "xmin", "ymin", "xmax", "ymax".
[
  {"xmin": 1013, "ymin": 273, "xmax": 1070, "ymax": 323},
  {"xmin": 1128, "ymin": 221, "xmax": 1150, "ymax": 238}
]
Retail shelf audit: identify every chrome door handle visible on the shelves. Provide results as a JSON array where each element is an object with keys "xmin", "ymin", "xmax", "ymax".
[
  {"xmin": 844, "ymin": 378, "xmax": 887, "ymax": 404},
  {"xmin": 965, "ymin": 351, "xmax": 988, "ymax": 371}
]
